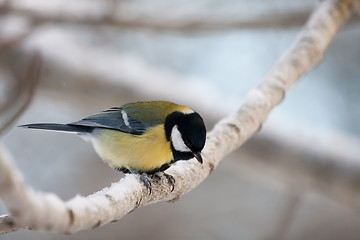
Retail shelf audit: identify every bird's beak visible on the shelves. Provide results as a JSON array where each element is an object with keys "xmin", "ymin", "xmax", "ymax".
[{"xmin": 193, "ymin": 152, "xmax": 203, "ymax": 164}]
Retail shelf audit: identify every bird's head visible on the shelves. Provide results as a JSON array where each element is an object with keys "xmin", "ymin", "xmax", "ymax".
[{"xmin": 165, "ymin": 111, "xmax": 206, "ymax": 163}]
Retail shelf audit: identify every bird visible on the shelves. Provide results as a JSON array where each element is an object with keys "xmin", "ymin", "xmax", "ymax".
[{"xmin": 20, "ymin": 101, "xmax": 207, "ymax": 192}]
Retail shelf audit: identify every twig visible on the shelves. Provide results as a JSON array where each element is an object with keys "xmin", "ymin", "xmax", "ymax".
[
  {"xmin": 0, "ymin": 52, "xmax": 41, "ymax": 135},
  {"xmin": 0, "ymin": 0, "xmax": 355, "ymax": 234}
]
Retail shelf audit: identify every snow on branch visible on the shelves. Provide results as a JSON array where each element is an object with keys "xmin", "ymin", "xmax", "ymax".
[{"xmin": 0, "ymin": 0, "xmax": 356, "ymax": 235}]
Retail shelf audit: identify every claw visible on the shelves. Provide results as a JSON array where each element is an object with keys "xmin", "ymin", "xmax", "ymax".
[{"xmin": 163, "ymin": 173, "xmax": 175, "ymax": 192}]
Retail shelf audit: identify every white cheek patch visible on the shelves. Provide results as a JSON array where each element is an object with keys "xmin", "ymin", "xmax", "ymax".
[{"xmin": 171, "ymin": 125, "xmax": 191, "ymax": 152}]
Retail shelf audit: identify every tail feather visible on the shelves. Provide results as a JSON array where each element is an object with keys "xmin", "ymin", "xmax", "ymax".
[{"xmin": 19, "ymin": 123, "xmax": 92, "ymax": 133}]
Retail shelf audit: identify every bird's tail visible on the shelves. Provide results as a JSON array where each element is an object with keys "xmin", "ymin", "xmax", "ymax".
[{"xmin": 19, "ymin": 123, "xmax": 92, "ymax": 133}]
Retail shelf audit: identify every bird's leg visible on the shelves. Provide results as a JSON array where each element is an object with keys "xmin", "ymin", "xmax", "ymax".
[
  {"xmin": 129, "ymin": 169, "xmax": 152, "ymax": 194},
  {"xmin": 140, "ymin": 175, "xmax": 152, "ymax": 194}
]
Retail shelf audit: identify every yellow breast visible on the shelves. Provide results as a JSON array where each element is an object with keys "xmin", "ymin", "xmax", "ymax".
[{"xmin": 92, "ymin": 125, "xmax": 173, "ymax": 173}]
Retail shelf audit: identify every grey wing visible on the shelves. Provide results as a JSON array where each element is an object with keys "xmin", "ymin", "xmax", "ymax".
[{"xmin": 69, "ymin": 107, "xmax": 153, "ymax": 135}]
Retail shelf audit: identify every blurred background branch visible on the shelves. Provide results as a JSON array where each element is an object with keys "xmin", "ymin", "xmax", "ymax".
[
  {"xmin": 5, "ymin": 2, "xmax": 313, "ymax": 31},
  {"xmin": 0, "ymin": 52, "xmax": 41, "ymax": 135}
]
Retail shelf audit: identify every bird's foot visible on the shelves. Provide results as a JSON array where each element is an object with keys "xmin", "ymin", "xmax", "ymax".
[
  {"xmin": 129, "ymin": 169, "xmax": 152, "ymax": 194},
  {"xmin": 129, "ymin": 169, "xmax": 175, "ymax": 194},
  {"xmin": 139, "ymin": 174, "xmax": 152, "ymax": 194},
  {"xmin": 153, "ymin": 172, "xmax": 175, "ymax": 192}
]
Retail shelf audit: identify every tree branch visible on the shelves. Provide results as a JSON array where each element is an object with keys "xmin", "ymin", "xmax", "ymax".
[
  {"xmin": 0, "ymin": 214, "xmax": 27, "ymax": 234},
  {"xmin": 0, "ymin": 0, "xmax": 356, "ymax": 235}
]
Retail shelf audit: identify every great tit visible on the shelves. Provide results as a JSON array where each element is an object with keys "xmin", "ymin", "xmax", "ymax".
[{"xmin": 20, "ymin": 101, "xmax": 206, "ymax": 191}]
